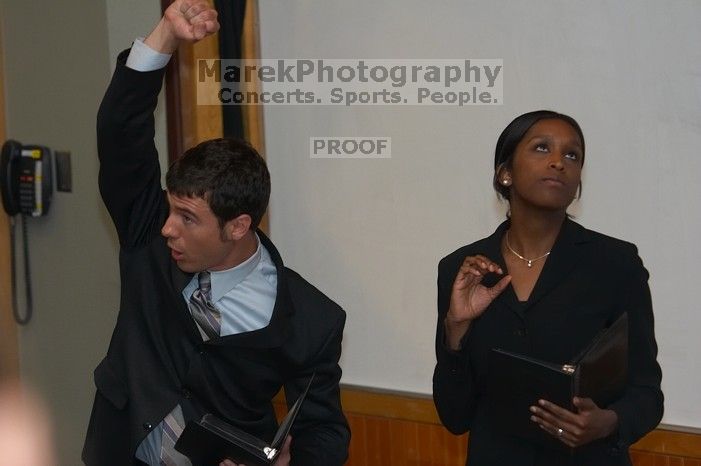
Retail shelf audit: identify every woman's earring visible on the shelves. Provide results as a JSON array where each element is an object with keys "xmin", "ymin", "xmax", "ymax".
[{"xmin": 502, "ymin": 178, "xmax": 511, "ymax": 186}]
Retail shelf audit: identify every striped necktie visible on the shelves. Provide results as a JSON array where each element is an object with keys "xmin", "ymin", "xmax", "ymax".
[
  {"xmin": 159, "ymin": 406, "xmax": 187, "ymax": 466},
  {"xmin": 188, "ymin": 271, "xmax": 221, "ymax": 340}
]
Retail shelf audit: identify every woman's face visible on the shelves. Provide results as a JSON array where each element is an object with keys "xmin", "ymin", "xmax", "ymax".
[{"xmin": 503, "ymin": 118, "xmax": 584, "ymax": 212}]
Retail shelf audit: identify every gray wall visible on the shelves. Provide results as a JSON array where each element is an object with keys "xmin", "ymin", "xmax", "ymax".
[{"xmin": 0, "ymin": 1, "xmax": 162, "ymax": 464}]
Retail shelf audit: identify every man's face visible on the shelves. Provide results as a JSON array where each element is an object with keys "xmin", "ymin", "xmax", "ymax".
[{"xmin": 161, "ymin": 192, "xmax": 238, "ymax": 273}]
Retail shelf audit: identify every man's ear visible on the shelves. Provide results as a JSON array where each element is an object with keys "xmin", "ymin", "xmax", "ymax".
[{"xmin": 223, "ymin": 214, "xmax": 253, "ymax": 241}]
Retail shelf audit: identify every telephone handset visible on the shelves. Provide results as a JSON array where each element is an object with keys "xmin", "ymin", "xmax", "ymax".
[
  {"xmin": 1, "ymin": 139, "xmax": 53, "ymax": 217},
  {"xmin": 1, "ymin": 139, "xmax": 54, "ymax": 325}
]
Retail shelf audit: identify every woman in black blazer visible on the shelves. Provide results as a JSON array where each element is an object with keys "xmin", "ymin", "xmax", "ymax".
[{"xmin": 432, "ymin": 111, "xmax": 663, "ymax": 466}]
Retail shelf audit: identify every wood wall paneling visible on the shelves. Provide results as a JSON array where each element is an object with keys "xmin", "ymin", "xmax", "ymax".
[{"xmin": 273, "ymin": 386, "xmax": 701, "ymax": 465}]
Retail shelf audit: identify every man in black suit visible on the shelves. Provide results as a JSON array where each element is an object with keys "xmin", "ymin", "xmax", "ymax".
[{"xmin": 82, "ymin": 2, "xmax": 349, "ymax": 465}]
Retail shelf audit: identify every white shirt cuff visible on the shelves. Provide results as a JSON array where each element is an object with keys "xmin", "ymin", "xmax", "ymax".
[{"xmin": 125, "ymin": 37, "xmax": 172, "ymax": 72}]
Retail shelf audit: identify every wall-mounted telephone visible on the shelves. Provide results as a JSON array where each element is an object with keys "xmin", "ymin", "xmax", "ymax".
[
  {"xmin": 1, "ymin": 139, "xmax": 54, "ymax": 325},
  {"xmin": 1, "ymin": 140, "xmax": 53, "ymax": 217}
]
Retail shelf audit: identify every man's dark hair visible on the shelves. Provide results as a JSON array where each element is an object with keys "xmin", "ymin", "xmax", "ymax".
[
  {"xmin": 493, "ymin": 110, "xmax": 585, "ymax": 199},
  {"xmin": 165, "ymin": 138, "xmax": 270, "ymax": 229}
]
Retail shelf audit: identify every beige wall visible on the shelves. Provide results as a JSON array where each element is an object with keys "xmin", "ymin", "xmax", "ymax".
[{"xmin": 0, "ymin": 1, "xmax": 161, "ymax": 464}]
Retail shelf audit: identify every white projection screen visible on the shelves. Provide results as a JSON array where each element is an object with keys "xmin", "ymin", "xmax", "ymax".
[{"xmin": 256, "ymin": 1, "xmax": 701, "ymax": 430}]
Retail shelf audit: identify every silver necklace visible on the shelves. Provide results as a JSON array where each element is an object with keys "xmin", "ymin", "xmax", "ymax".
[{"xmin": 505, "ymin": 231, "xmax": 551, "ymax": 268}]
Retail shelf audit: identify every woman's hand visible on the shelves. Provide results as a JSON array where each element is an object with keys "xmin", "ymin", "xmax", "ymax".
[
  {"xmin": 530, "ymin": 397, "xmax": 619, "ymax": 448},
  {"xmin": 444, "ymin": 255, "xmax": 511, "ymax": 350}
]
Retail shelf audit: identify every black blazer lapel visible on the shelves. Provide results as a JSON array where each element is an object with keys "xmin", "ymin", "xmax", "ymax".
[
  {"xmin": 169, "ymin": 257, "xmax": 202, "ymax": 341},
  {"xmin": 479, "ymin": 221, "xmax": 508, "ymax": 278},
  {"xmin": 210, "ymin": 230, "xmax": 294, "ymax": 349},
  {"xmin": 480, "ymin": 221, "xmax": 526, "ymax": 320},
  {"xmin": 523, "ymin": 218, "xmax": 589, "ymax": 312}
]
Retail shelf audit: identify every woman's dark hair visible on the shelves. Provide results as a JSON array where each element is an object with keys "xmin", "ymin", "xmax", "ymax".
[
  {"xmin": 493, "ymin": 110, "xmax": 585, "ymax": 199},
  {"xmin": 166, "ymin": 138, "xmax": 270, "ymax": 229}
]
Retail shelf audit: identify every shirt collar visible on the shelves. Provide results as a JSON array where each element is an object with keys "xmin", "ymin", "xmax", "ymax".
[{"xmin": 207, "ymin": 234, "xmax": 262, "ymax": 302}]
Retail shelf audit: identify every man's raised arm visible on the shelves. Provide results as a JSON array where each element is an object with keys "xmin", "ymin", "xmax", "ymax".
[{"xmin": 96, "ymin": 0, "xmax": 219, "ymax": 247}]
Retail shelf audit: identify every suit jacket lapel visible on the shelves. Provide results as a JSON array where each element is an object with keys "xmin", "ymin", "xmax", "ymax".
[
  {"xmin": 210, "ymin": 229, "xmax": 293, "ymax": 349},
  {"xmin": 169, "ymin": 256, "xmax": 202, "ymax": 341},
  {"xmin": 167, "ymin": 231, "xmax": 293, "ymax": 348},
  {"xmin": 479, "ymin": 221, "xmax": 526, "ymax": 320},
  {"xmin": 481, "ymin": 219, "xmax": 591, "ymax": 318},
  {"xmin": 522, "ymin": 218, "xmax": 589, "ymax": 312}
]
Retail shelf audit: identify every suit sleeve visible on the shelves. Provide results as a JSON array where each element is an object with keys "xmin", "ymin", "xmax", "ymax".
[
  {"xmin": 285, "ymin": 310, "xmax": 350, "ymax": 466},
  {"xmin": 97, "ymin": 49, "xmax": 167, "ymax": 248},
  {"xmin": 607, "ymin": 244, "xmax": 664, "ymax": 448},
  {"xmin": 432, "ymin": 256, "xmax": 478, "ymax": 434}
]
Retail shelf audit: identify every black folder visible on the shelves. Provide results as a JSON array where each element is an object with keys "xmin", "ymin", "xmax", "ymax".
[
  {"xmin": 487, "ymin": 313, "xmax": 628, "ymax": 449},
  {"xmin": 175, "ymin": 375, "xmax": 314, "ymax": 466}
]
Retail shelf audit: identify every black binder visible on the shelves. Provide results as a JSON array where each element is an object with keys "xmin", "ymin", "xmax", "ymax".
[
  {"xmin": 175, "ymin": 375, "xmax": 314, "ymax": 465},
  {"xmin": 487, "ymin": 313, "xmax": 628, "ymax": 449}
]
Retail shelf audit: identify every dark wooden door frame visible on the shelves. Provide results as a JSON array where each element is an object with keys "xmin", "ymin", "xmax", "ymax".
[{"xmin": 160, "ymin": 0, "xmax": 185, "ymax": 163}]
